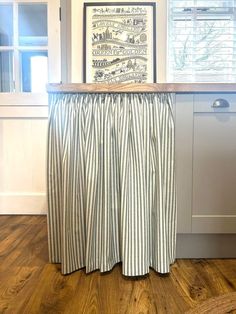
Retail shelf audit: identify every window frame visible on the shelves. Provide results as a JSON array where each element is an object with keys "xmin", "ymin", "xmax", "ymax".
[{"xmin": 0, "ymin": 0, "xmax": 61, "ymax": 94}]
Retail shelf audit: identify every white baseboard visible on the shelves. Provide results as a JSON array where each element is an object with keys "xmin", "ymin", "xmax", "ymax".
[{"xmin": 0, "ymin": 192, "xmax": 47, "ymax": 214}]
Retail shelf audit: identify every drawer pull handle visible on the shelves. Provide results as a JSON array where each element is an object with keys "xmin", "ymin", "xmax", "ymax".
[{"xmin": 212, "ymin": 98, "xmax": 230, "ymax": 108}]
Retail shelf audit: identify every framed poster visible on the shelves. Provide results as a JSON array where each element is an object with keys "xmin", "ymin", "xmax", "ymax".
[{"xmin": 83, "ymin": 2, "xmax": 156, "ymax": 83}]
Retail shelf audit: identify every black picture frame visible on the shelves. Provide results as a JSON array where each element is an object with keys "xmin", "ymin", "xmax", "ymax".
[{"xmin": 83, "ymin": 2, "xmax": 157, "ymax": 83}]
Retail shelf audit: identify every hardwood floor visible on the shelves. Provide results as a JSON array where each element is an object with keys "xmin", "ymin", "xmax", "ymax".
[{"xmin": 0, "ymin": 215, "xmax": 236, "ymax": 314}]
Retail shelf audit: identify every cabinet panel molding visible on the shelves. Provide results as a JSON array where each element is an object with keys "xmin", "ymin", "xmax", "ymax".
[{"xmin": 192, "ymin": 216, "xmax": 236, "ymax": 233}]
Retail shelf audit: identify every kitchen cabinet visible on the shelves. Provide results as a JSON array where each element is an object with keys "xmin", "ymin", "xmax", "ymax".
[{"xmin": 176, "ymin": 93, "xmax": 236, "ymax": 234}]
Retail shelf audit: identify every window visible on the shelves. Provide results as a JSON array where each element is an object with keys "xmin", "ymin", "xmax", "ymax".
[
  {"xmin": 168, "ymin": 0, "xmax": 236, "ymax": 82},
  {"xmin": 0, "ymin": 1, "xmax": 59, "ymax": 93}
]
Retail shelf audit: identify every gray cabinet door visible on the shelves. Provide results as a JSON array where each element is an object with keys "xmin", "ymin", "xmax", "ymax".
[{"xmin": 192, "ymin": 94, "xmax": 236, "ymax": 233}]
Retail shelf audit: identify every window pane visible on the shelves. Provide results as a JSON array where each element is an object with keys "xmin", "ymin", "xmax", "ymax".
[
  {"xmin": 18, "ymin": 4, "xmax": 48, "ymax": 46},
  {"xmin": 21, "ymin": 51, "xmax": 48, "ymax": 92},
  {"xmin": 168, "ymin": 1, "xmax": 236, "ymax": 82},
  {"xmin": 0, "ymin": 4, "xmax": 13, "ymax": 46},
  {"xmin": 0, "ymin": 51, "xmax": 14, "ymax": 92}
]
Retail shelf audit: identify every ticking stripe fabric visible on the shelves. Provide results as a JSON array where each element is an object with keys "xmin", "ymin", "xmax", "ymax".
[{"xmin": 47, "ymin": 92, "xmax": 177, "ymax": 276}]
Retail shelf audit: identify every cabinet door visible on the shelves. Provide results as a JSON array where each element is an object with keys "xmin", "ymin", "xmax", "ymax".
[{"xmin": 192, "ymin": 94, "xmax": 236, "ymax": 233}]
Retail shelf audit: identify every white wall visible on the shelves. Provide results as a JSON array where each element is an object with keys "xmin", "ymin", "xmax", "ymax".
[
  {"xmin": 0, "ymin": 94, "xmax": 48, "ymax": 214},
  {"xmin": 0, "ymin": 0, "xmax": 60, "ymax": 215},
  {"xmin": 70, "ymin": 0, "xmax": 167, "ymax": 82}
]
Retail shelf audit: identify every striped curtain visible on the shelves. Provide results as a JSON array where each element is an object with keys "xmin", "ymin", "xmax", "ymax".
[{"xmin": 47, "ymin": 92, "xmax": 176, "ymax": 276}]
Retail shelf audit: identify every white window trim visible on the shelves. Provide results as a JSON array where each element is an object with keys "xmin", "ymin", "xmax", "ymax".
[{"xmin": 0, "ymin": 0, "xmax": 61, "ymax": 96}]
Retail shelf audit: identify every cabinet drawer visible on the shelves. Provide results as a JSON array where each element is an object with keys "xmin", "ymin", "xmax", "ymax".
[{"xmin": 194, "ymin": 93, "xmax": 236, "ymax": 113}]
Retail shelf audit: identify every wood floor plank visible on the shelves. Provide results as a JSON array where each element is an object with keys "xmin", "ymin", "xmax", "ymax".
[
  {"xmin": 150, "ymin": 267, "xmax": 190, "ymax": 314},
  {"xmin": 21, "ymin": 264, "xmax": 80, "ymax": 314},
  {"xmin": 186, "ymin": 292, "xmax": 236, "ymax": 314},
  {"xmin": 98, "ymin": 266, "xmax": 120, "ymax": 314},
  {"xmin": 212, "ymin": 259, "xmax": 236, "ymax": 290},
  {"xmin": 0, "ymin": 215, "xmax": 236, "ymax": 314},
  {"xmin": 68, "ymin": 271, "xmax": 101, "ymax": 314},
  {"xmin": 0, "ymin": 215, "xmax": 46, "ymax": 227},
  {"xmin": 192, "ymin": 259, "xmax": 235, "ymax": 295},
  {"xmin": 118, "ymin": 273, "xmax": 151, "ymax": 314},
  {"xmin": 0, "ymin": 266, "xmax": 42, "ymax": 313},
  {"xmin": 0, "ymin": 224, "xmax": 48, "ymax": 271}
]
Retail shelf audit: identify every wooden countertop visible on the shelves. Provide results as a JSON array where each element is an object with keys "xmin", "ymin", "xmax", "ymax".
[{"xmin": 47, "ymin": 83, "xmax": 236, "ymax": 93}]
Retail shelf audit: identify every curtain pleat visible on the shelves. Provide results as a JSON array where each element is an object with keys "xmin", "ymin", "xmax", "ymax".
[{"xmin": 47, "ymin": 93, "xmax": 176, "ymax": 276}]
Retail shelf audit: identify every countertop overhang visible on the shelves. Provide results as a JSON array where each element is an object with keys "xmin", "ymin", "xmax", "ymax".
[{"xmin": 47, "ymin": 83, "xmax": 236, "ymax": 93}]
